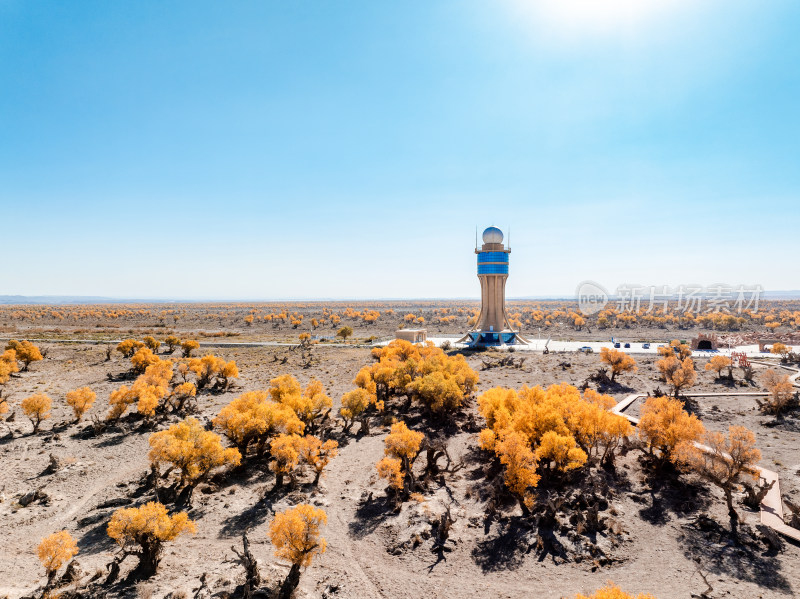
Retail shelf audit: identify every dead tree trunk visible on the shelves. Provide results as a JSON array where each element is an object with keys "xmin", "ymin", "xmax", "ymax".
[{"xmin": 232, "ymin": 533, "xmax": 261, "ymax": 598}]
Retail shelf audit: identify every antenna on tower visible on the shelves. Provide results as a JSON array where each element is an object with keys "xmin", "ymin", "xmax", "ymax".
[
  {"xmin": 475, "ymin": 226, "xmax": 478, "ymax": 251},
  {"xmin": 508, "ymin": 226, "xmax": 511, "ymax": 250}
]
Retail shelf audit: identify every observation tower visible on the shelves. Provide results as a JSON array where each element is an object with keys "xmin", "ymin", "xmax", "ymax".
[{"xmin": 460, "ymin": 226, "xmax": 527, "ymax": 346}]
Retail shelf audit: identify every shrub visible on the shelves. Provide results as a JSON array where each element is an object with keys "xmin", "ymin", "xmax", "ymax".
[
  {"xmin": 188, "ymin": 354, "xmax": 238, "ymax": 389},
  {"xmin": 269, "ymin": 375, "xmax": 332, "ymax": 428},
  {"xmin": 180, "ymin": 339, "xmax": 199, "ymax": 357},
  {"xmin": 339, "ymin": 388, "xmax": 374, "ymax": 434},
  {"xmin": 656, "ymin": 356, "xmax": 696, "ymax": 397},
  {"xmin": 771, "ymin": 342, "xmax": 791, "ymax": 361},
  {"xmin": 477, "ymin": 383, "xmax": 633, "ymax": 511},
  {"xmin": 704, "ymin": 355, "xmax": 732, "ymax": 379},
  {"xmin": 170, "ymin": 382, "xmax": 198, "ymax": 412},
  {"xmin": 131, "ymin": 347, "xmax": 160, "ymax": 374},
  {"xmin": 269, "ymin": 434, "xmax": 305, "ymax": 488},
  {"xmin": 116, "ymin": 338, "xmax": 145, "ymax": 358},
  {"xmin": 164, "ymin": 335, "xmax": 180, "ymax": 353},
  {"xmin": 142, "ymin": 335, "xmax": 160, "ymax": 354},
  {"xmin": 0, "ymin": 349, "xmax": 19, "ymax": 385},
  {"xmin": 298, "ymin": 435, "xmax": 338, "ymax": 484}
]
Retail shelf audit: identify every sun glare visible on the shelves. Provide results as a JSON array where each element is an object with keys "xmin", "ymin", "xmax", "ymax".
[{"xmin": 507, "ymin": 0, "xmax": 693, "ymax": 36}]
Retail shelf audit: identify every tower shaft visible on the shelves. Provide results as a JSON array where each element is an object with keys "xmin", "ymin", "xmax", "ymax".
[{"xmin": 461, "ymin": 226, "xmax": 527, "ymax": 346}]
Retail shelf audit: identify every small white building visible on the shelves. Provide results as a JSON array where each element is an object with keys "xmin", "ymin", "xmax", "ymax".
[{"xmin": 395, "ymin": 329, "xmax": 427, "ymax": 343}]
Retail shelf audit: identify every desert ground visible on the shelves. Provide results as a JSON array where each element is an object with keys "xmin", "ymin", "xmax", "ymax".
[{"xmin": 0, "ymin": 301, "xmax": 798, "ymax": 599}]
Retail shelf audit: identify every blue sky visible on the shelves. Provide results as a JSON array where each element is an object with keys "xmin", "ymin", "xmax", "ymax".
[{"xmin": 1, "ymin": 0, "xmax": 798, "ymax": 299}]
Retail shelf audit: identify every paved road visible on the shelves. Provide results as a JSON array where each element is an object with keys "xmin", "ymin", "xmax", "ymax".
[{"xmin": 424, "ymin": 336, "xmax": 796, "ymax": 357}]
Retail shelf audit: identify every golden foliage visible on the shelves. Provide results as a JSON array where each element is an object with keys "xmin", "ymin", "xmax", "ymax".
[
  {"xmin": 65, "ymin": 387, "xmax": 96, "ymax": 422},
  {"xmin": 339, "ymin": 388, "xmax": 373, "ymax": 432},
  {"xmin": 188, "ymin": 354, "xmax": 238, "ymax": 389},
  {"xmin": 495, "ymin": 430, "xmax": 540, "ymax": 509},
  {"xmin": 657, "ymin": 356, "xmax": 696, "ymax": 397},
  {"xmin": 638, "ymin": 395, "xmax": 704, "ymax": 463},
  {"xmin": 131, "ymin": 347, "xmax": 160, "ymax": 374},
  {"xmin": 377, "ymin": 421, "xmax": 424, "ymax": 492},
  {"xmin": 269, "ymin": 433, "xmax": 305, "ymax": 485},
  {"xmin": 37, "ymin": 530, "xmax": 78, "ymax": 579},
  {"xmin": 108, "ymin": 358, "xmax": 174, "ymax": 420},
  {"xmin": 477, "ymin": 383, "xmax": 633, "ymax": 504},
  {"xmin": 116, "ymin": 338, "xmax": 145, "ymax": 358},
  {"xmin": 164, "ymin": 335, "xmax": 180, "ymax": 353},
  {"xmin": 599, "ymin": 348, "xmax": 637, "ymax": 381},
  {"xmin": 535, "ymin": 431, "xmax": 587, "ymax": 472},
  {"xmin": 142, "ymin": 335, "xmax": 160, "ymax": 353},
  {"xmin": 5, "ymin": 340, "xmax": 43, "ymax": 370},
  {"xmin": 0, "ymin": 348, "xmax": 19, "ymax": 385},
  {"xmin": 704, "ymin": 355, "xmax": 732, "ymax": 378},
  {"xmin": 180, "ymin": 339, "xmax": 199, "ymax": 357},
  {"xmin": 298, "ymin": 436, "xmax": 339, "ymax": 483},
  {"xmin": 269, "ymin": 375, "xmax": 332, "ymax": 425},
  {"xmin": 657, "ymin": 339, "xmax": 691, "ymax": 360},
  {"xmin": 770, "ymin": 342, "xmax": 790, "ymax": 359},
  {"xmin": 170, "ymin": 381, "xmax": 198, "ymax": 412},
  {"xmin": 355, "ymin": 339, "xmax": 478, "ymax": 416},
  {"xmin": 268, "ymin": 504, "xmax": 327, "ymax": 568},
  {"xmin": 107, "ymin": 501, "xmax": 195, "ymax": 573},
  {"xmin": 148, "ymin": 417, "xmax": 241, "ymax": 488},
  {"xmin": 575, "ymin": 582, "xmax": 657, "ymax": 599},
  {"xmin": 213, "ymin": 390, "xmax": 304, "ymax": 454},
  {"xmin": 22, "ymin": 392, "xmax": 52, "ymax": 432}
]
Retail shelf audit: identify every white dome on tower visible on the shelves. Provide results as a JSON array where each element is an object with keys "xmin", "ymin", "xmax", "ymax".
[{"xmin": 482, "ymin": 226, "xmax": 504, "ymax": 244}]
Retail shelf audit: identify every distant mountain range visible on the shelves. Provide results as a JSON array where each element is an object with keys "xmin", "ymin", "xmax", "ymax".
[
  {"xmin": 1, "ymin": 291, "xmax": 799, "ymax": 305},
  {"xmin": 0, "ymin": 295, "xmax": 179, "ymax": 305}
]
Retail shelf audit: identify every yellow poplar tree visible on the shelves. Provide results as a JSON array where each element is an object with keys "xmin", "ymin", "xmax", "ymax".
[
  {"xmin": 107, "ymin": 502, "xmax": 195, "ymax": 577},
  {"xmin": 37, "ymin": 530, "xmax": 78, "ymax": 585},
  {"xmin": 65, "ymin": 387, "xmax": 96, "ymax": 422},
  {"xmin": 638, "ymin": 395, "xmax": 704, "ymax": 463},
  {"xmin": 599, "ymin": 347, "xmax": 637, "ymax": 382},
  {"xmin": 148, "ymin": 417, "xmax": 241, "ymax": 491},
  {"xmin": 268, "ymin": 504, "xmax": 327, "ymax": 599},
  {"xmin": 22, "ymin": 392, "xmax": 52, "ymax": 432}
]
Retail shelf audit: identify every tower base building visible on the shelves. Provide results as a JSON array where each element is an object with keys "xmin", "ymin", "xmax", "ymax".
[{"xmin": 459, "ymin": 226, "xmax": 528, "ymax": 347}]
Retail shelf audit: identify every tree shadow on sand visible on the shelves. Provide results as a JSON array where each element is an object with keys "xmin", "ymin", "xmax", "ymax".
[
  {"xmin": 348, "ymin": 493, "xmax": 397, "ymax": 540},
  {"xmin": 217, "ymin": 483, "xmax": 296, "ymax": 538},
  {"xmin": 76, "ymin": 516, "xmax": 118, "ymax": 555},
  {"xmin": 680, "ymin": 516, "xmax": 794, "ymax": 592},
  {"xmin": 471, "ymin": 518, "xmax": 535, "ymax": 572},
  {"xmin": 637, "ymin": 458, "xmax": 711, "ymax": 526}
]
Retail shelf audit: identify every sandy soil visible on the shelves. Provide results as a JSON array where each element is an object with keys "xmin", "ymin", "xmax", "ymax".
[{"xmin": 0, "ymin": 337, "xmax": 798, "ymax": 599}]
